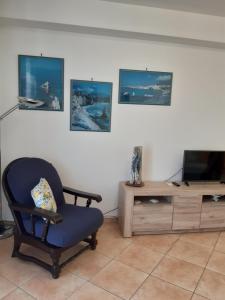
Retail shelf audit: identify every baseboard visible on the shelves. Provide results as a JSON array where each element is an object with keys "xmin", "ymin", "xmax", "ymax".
[
  {"xmin": 0, "ymin": 220, "xmax": 14, "ymax": 226},
  {"xmin": 104, "ymin": 216, "xmax": 118, "ymax": 223}
]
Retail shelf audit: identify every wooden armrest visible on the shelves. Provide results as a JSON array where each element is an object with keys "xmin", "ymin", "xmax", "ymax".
[
  {"xmin": 11, "ymin": 203, "xmax": 63, "ymax": 224},
  {"xmin": 63, "ymin": 186, "xmax": 102, "ymax": 203}
]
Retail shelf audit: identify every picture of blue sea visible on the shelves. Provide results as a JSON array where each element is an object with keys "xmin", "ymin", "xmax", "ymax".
[
  {"xmin": 19, "ymin": 55, "xmax": 64, "ymax": 111},
  {"xmin": 119, "ymin": 69, "xmax": 173, "ymax": 105},
  {"xmin": 70, "ymin": 80, "xmax": 112, "ymax": 132}
]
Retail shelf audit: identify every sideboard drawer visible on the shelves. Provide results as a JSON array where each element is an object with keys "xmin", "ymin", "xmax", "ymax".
[
  {"xmin": 133, "ymin": 203, "xmax": 173, "ymax": 231},
  {"xmin": 173, "ymin": 196, "xmax": 201, "ymax": 212},
  {"xmin": 173, "ymin": 196, "xmax": 201, "ymax": 230},
  {"xmin": 200, "ymin": 202, "xmax": 225, "ymax": 228}
]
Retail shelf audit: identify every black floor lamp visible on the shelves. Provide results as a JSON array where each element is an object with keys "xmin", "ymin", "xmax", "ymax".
[{"xmin": 0, "ymin": 97, "xmax": 42, "ymax": 238}]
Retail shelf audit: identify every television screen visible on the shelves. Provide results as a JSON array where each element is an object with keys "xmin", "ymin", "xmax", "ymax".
[{"xmin": 182, "ymin": 150, "xmax": 225, "ymax": 182}]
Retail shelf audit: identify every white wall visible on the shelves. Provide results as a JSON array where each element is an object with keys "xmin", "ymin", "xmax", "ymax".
[
  {"xmin": 0, "ymin": 26, "xmax": 225, "ymax": 220},
  {"xmin": 1, "ymin": 0, "xmax": 225, "ymax": 44}
]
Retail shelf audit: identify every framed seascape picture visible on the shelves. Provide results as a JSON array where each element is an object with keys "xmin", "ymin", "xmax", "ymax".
[
  {"xmin": 70, "ymin": 80, "xmax": 112, "ymax": 132},
  {"xmin": 119, "ymin": 69, "xmax": 173, "ymax": 106},
  {"xmin": 18, "ymin": 55, "xmax": 64, "ymax": 111}
]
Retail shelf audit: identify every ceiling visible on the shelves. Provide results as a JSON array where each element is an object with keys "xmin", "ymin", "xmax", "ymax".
[{"xmin": 103, "ymin": 0, "xmax": 225, "ymax": 17}]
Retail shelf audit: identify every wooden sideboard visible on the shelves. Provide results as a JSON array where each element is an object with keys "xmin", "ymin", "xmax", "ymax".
[{"xmin": 118, "ymin": 181, "xmax": 225, "ymax": 237}]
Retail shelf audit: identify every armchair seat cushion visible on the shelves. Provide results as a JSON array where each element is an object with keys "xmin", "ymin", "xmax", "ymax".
[{"xmin": 23, "ymin": 204, "xmax": 104, "ymax": 247}]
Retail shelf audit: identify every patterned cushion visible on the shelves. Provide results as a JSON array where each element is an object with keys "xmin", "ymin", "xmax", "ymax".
[{"xmin": 31, "ymin": 178, "xmax": 57, "ymax": 213}]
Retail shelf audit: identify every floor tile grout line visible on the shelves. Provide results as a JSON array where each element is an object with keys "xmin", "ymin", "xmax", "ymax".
[
  {"xmin": 114, "ymin": 238, "xmax": 134, "ymax": 257},
  {"xmin": 159, "ymin": 254, "xmax": 204, "ymax": 270},
  {"xmin": 191, "ymin": 293, "xmax": 210, "ymax": 300},
  {"xmin": 19, "ymin": 285, "xmax": 38, "ymax": 300},
  {"xmin": 129, "ymin": 233, "xmax": 181, "ymax": 255},
  {"xmin": 0, "ymin": 269, "xmax": 36, "ymax": 290},
  {"xmin": 202, "ymin": 264, "xmax": 225, "ymax": 277},
  {"xmin": 17, "ymin": 287, "xmax": 37, "ymax": 299},
  {"xmin": 84, "ymin": 236, "xmax": 170, "ymax": 299},
  {"xmin": 0, "ymin": 256, "xmax": 49, "ymax": 289},
  {"xmin": 88, "ymin": 281, "xmax": 124, "ymax": 300},
  {"xmin": 75, "ymin": 237, "xmax": 151, "ymax": 300},
  {"xmin": 66, "ymin": 252, "xmax": 115, "ymax": 280},
  {"xmin": 129, "ymin": 231, "xmax": 223, "ymax": 299},
  {"xmin": 212, "ymin": 231, "xmax": 225, "ymax": 253},
  {"xmin": 113, "ymin": 237, "xmax": 196, "ymax": 276},
  {"xmin": 0, "ymin": 286, "xmax": 17, "ymax": 300},
  {"xmin": 190, "ymin": 231, "xmax": 222, "ymax": 299},
  {"xmin": 18, "ymin": 267, "xmax": 85, "ymax": 300},
  {"xmin": 167, "ymin": 232, "xmax": 221, "ymax": 265},
  {"xmin": 0, "ymin": 241, "xmax": 41, "ymax": 299},
  {"xmin": 212, "ymin": 248, "xmax": 225, "ymax": 255},
  {"xmin": 150, "ymin": 274, "xmax": 195, "ymax": 294},
  {"xmin": 0, "ymin": 226, "xmax": 222, "ymax": 300},
  {"xmin": 88, "ymin": 259, "xmax": 146, "ymax": 300},
  {"xmin": 165, "ymin": 252, "xmax": 209, "ymax": 269},
  {"xmin": 95, "ymin": 239, "xmax": 132, "ymax": 259},
  {"xmin": 154, "ymin": 233, "xmax": 220, "ymax": 300},
  {"xmin": 67, "ymin": 224, "xmax": 132, "ymax": 299},
  {"xmin": 177, "ymin": 236, "xmax": 220, "ymax": 251},
  {"xmin": 0, "ymin": 287, "xmax": 37, "ymax": 300},
  {"xmin": 64, "ymin": 256, "xmax": 116, "ymax": 300},
  {"xmin": 130, "ymin": 238, "xmax": 177, "ymax": 256},
  {"xmin": 114, "ymin": 240, "xmax": 166, "ymax": 274},
  {"xmin": 128, "ymin": 234, "xmax": 181, "ymax": 299},
  {"xmin": 63, "ymin": 276, "xmax": 125, "ymax": 300},
  {"xmin": 150, "ymin": 234, "xmax": 203, "ymax": 295},
  {"xmin": 0, "ymin": 272, "xmax": 18, "ymax": 289}
]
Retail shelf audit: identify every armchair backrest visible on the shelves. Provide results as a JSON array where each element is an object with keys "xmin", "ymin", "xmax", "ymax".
[{"xmin": 3, "ymin": 157, "xmax": 65, "ymax": 212}]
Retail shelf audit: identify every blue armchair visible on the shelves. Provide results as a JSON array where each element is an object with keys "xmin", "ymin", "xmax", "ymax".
[{"xmin": 2, "ymin": 157, "xmax": 104, "ymax": 278}]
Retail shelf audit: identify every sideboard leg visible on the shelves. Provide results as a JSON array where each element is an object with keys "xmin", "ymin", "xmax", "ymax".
[{"xmin": 118, "ymin": 183, "xmax": 134, "ymax": 237}]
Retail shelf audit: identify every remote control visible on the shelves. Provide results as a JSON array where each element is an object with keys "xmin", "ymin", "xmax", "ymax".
[{"xmin": 172, "ymin": 181, "xmax": 180, "ymax": 187}]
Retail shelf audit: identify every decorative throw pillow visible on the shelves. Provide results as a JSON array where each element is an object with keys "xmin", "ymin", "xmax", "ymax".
[{"xmin": 31, "ymin": 178, "xmax": 57, "ymax": 216}]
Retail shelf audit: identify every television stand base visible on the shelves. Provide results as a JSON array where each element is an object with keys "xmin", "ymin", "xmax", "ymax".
[{"xmin": 119, "ymin": 181, "xmax": 225, "ymax": 237}]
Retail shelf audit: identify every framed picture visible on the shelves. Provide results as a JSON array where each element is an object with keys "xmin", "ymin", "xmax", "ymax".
[
  {"xmin": 70, "ymin": 80, "xmax": 112, "ymax": 132},
  {"xmin": 119, "ymin": 69, "xmax": 173, "ymax": 106},
  {"xmin": 18, "ymin": 55, "xmax": 64, "ymax": 111}
]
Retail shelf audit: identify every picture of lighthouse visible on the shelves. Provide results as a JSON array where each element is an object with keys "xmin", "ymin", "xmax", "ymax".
[{"xmin": 18, "ymin": 55, "xmax": 64, "ymax": 111}]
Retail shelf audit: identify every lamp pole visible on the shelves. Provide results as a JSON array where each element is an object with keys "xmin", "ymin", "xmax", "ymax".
[
  {"xmin": 0, "ymin": 104, "xmax": 20, "ymax": 121},
  {"xmin": 0, "ymin": 97, "xmax": 41, "ymax": 237}
]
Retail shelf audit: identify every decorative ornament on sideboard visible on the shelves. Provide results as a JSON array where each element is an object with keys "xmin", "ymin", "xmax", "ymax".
[{"xmin": 126, "ymin": 146, "xmax": 144, "ymax": 187}]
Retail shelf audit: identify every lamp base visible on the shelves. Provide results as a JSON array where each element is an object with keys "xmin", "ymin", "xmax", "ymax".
[{"xmin": 0, "ymin": 222, "xmax": 13, "ymax": 239}]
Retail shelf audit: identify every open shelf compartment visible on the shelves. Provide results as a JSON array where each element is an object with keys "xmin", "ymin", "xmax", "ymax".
[
  {"xmin": 134, "ymin": 195, "xmax": 172, "ymax": 206},
  {"xmin": 202, "ymin": 195, "xmax": 225, "ymax": 203}
]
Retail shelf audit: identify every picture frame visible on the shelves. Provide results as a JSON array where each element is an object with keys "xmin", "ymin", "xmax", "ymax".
[
  {"xmin": 18, "ymin": 55, "xmax": 64, "ymax": 111},
  {"xmin": 70, "ymin": 80, "xmax": 112, "ymax": 132},
  {"xmin": 119, "ymin": 69, "xmax": 173, "ymax": 106}
]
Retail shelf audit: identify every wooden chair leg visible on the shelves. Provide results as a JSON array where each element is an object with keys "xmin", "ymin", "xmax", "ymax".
[
  {"xmin": 50, "ymin": 251, "xmax": 61, "ymax": 279},
  {"xmin": 90, "ymin": 231, "xmax": 98, "ymax": 250},
  {"xmin": 12, "ymin": 235, "xmax": 21, "ymax": 257}
]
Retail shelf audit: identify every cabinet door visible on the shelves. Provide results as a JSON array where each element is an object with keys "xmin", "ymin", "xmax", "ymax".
[
  {"xmin": 133, "ymin": 203, "xmax": 173, "ymax": 232},
  {"xmin": 200, "ymin": 202, "xmax": 225, "ymax": 228},
  {"xmin": 173, "ymin": 196, "xmax": 202, "ymax": 230}
]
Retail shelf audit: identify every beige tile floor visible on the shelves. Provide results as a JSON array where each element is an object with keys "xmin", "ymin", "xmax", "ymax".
[{"xmin": 1, "ymin": 222, "xmax": 225, "ymax": 299}]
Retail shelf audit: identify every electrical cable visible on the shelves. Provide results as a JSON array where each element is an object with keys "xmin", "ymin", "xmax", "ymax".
[
  {"xmin": 103, "ymin": 168, "xmax": 183, "ymax": 215},
  {"xmin": 165, "ymin": 167, "xmax": 183, "ymax": 182},
  {"xmin": 103, "ymin": 207, "xmax": 118, "ymax": 215}
]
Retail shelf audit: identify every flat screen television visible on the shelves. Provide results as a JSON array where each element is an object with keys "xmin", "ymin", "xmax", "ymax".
[{"xmin": 182, "ymin": 150, "xmax": 225, "ymax": 182}]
